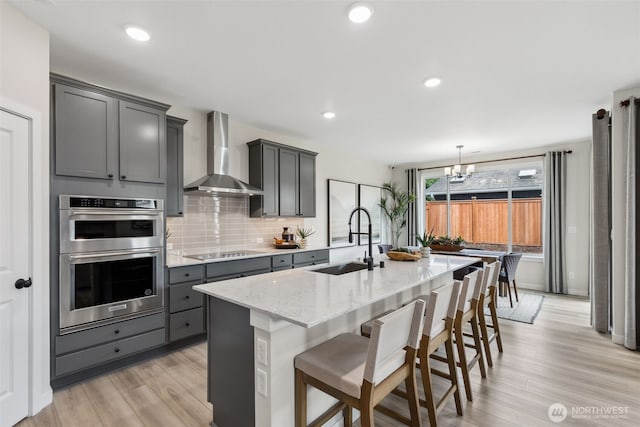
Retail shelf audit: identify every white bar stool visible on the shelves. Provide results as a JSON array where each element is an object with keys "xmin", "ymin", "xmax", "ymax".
[
  {"xmin": 294, "ymin": 300, "xmax": 426, "ymax": 427},
  {"xmin": 478, "ymin": 261, "xmax": 503, "ymax": 367}
]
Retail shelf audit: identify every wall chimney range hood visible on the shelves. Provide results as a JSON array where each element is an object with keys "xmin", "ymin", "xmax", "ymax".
[{"xmin": 184, "ymin": 111, "xmax": 263, "ymax": 196}]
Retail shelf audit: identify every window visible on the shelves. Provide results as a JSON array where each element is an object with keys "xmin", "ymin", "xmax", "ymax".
[{"xmin": 421, "ymin": 163, "xmax": 543, "ymax": 254}]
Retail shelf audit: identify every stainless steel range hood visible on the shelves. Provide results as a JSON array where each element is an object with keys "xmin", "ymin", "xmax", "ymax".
[{"xmin": 184, "ymin": 111, "xmax": 263, "ymax": 196}]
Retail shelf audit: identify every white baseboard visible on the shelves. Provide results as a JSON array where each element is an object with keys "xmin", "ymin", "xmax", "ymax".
[
  {"xmin": 611, "ymin": 332, "xmax": 625, "ymax": 345},
  {"xmin": 31, "ymin": 386, "xmax": 53, "ymax": 416}
]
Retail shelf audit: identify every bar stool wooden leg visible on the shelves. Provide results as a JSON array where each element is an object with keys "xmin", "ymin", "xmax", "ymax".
[
  {"xmin": 295, "ymin": 369, "xmax": 307, "ymax": 427},
  {"xmin": 454, "ymin": 319, "xmax": 473, "ymax": 401},
  {"xmin": 445, "ymin": 337, "xmax": 463, "ymax": 415},
  {"xmin": 478, "ymin": 307, "xmax": 493, "ymax": 367},
  {"xmin": 490, "ymin": 299, "xmax": 504, "ymax": 353},
  {"xmin": 342, "ymin": 405, "xmax": 352, "ymax": 427},
  {"xmin": 469, "ymin": 317, "xmax": 487, "ymax": 378},
  {"xmin": 360, "ymin": 382, "xmax": 375, "ymax": 427},
  {"xmin": 405, "ymin": 369, "xmax": 421, "ymax": 426},
  {"xmin": 419, "ymin": 346, "xmax": 438, "ymax": 427}
]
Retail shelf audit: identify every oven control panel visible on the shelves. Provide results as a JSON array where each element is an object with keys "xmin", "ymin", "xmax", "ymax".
[{"xmin": 68, "ymin": 196, "xmax": 157, "ymax": 209}]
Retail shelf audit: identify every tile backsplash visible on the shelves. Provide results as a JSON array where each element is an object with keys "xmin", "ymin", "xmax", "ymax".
[{"xmin": 166, "ymin": 195, "xmax": 304, "ymax": 255}]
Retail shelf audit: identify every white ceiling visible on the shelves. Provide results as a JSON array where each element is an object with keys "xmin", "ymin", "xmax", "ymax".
[{"xmin": 11, "ymin": 0, "xmax": 640, "ymax": 165}]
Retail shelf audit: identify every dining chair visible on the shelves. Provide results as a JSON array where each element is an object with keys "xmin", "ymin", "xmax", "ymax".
[
  {"xmin": 498, "ymin": 253, "xmax": 523, "ymax": 307},
  {"xmin": 378, "ymin": 244, "xmax": 393, "ymax": 254},
  {"xmin": 478, "ymin": 261, "xmax": 503, "ymax": 367},
  {"xmin": 294, "ymin": 300, "xmax": 426, "ymax": 427}
]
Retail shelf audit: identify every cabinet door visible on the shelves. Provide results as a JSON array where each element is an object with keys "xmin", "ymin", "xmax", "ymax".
[
  {"xmin": 298, "ymin": 152, "xmax": 316, "ymax": 217},
  {"xmin": 279, "ymin": 148, "xmax": 299, "ymax": 217},
  {"xmin": 54, "ymin": 84, "xmax": 117, "ymax": 179},
  {"xmin": 166, "ymin": 118, "xmax": 184, "ymax": 216},
  {"xmin": 119, "ymin": 101, "xmax": 166, "ymax": 183},
  {"xmin": 261, "ymin": 144, "xmax": 279, "ymax": 216}
]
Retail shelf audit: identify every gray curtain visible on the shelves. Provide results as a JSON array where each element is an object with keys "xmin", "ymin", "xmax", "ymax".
[
  {"xmin": 406, "ymin": 168, "xmax": 418, "ymax": 246},
  {"xmin": 590, "ymin": 110, "xmax": 611, "ymax": 333},
  {"xmin": 544, "ymin": 151, "xmax": 568, "ymax": 294},
  {"xmin": 622, "ymin": 97, "xmax": 638, "ymax": 350}
]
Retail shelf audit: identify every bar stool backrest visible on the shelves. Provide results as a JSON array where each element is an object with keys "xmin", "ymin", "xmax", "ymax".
[
  {"xmin": 364, "ymin": 299, "xmax": 426, "ymax": 385},
  {"xmin": 485, "ymin": 261, "xmax": 501, "ymax": 298},
  {"xmin": 471, "ymin": 268, "xmax": 485, "ymax": 302},
  {"xmin": 456, "ymin": 270, "xmax": 478, "ymax": 313},
  {"xmin": 479, "ymin": 263, "xmax": 496, "ymax": 297},
  {"xmin": 423, "ymin": 281, "xmax": 461, "ymax": 339}
]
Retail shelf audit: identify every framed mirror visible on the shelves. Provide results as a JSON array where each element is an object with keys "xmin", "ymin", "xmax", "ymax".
[
  {"xmin": 327, "ymin": 179, "xmax": 357, "ymax": 247},
  {"xmin": 358, "ymin": 184, "xmax": 383, "ymax": 246}
]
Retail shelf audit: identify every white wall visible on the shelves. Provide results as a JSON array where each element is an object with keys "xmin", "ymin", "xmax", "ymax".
[
  {"xmin": 0, "ymin": 1, "xmax": 51, "ymax": 414},
  {"xmin": 391, "ymin": 140, "xmax": 592, "ymax": 296},
  {"xmin": 611, "ymin": 85, "xmax": 640, "ymax": 344}
]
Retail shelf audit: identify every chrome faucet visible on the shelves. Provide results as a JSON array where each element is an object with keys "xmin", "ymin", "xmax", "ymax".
[{"xmin": 348, "ymin": 207, "xmax": 374, "ymax": 271}]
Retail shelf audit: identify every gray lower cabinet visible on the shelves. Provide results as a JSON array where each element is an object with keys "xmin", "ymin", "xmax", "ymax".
[
  {"xmin": 54, "ymin": 312, "xmax": 166, "ymax": 377},
  {"xmin": 247, "ymin": 139, "xmax": 318, "ymax": 218},
  {"xmin": 168, "ymin": 265, "xmax": 206, "ymax": 342},
  {"xmin": 51, "ymin": 74, "xmax": 170, "ymax": 184},
  {"xmin": 166, "ymin": 116, "xmax": 187, "ymax": 217},
  {"xmin": 206, "ymin": 257, "xmax": 272, "ymax": 280},
  {"xmin": 293, "ymin": 249, "xmax": 329, "ymax": 267}
]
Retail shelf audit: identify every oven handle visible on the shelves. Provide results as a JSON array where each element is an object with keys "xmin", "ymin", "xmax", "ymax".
[
  {"xmin": 68, "ymin": 249, "xmax": 161, "ymax": 260},
  {"xmin": 66, "ymin": 209, "xmax": 163, "ymax": 216}
]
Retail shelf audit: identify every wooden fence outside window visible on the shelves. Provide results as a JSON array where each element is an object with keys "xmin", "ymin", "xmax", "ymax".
[{"xmin": 425, "ymin": 198, "xmax": 542, "ymax": 248}]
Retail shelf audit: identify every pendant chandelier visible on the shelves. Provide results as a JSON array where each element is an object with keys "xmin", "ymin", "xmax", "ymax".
[{"xmin": 444, "ymin": 145, "xmax": 475, "ymax": 178}]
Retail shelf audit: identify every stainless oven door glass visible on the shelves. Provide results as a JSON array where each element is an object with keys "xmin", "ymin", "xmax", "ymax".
[{"xmin": 59, "ymin": 248, "xmax": 164, "ymax": 331}]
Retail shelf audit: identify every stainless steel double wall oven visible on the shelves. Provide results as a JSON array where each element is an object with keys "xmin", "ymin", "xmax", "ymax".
[{"xmin": 59, "ymin": 195, "xmax": 164, "ymax": 332}]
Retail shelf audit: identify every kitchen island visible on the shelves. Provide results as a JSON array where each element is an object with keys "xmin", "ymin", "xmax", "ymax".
[{"xmin": 193, "ymin": 254, "xmax": 478, "ymax": 427}]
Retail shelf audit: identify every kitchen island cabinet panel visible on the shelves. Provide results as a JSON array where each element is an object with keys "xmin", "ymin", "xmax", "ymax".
[
  {"xmin": 166, "ymin": 116, "xmax": 187, "ymax": 216},
  {"xmin": 54, "ymin": 83, "xmax": 117, "ymax": 180}
]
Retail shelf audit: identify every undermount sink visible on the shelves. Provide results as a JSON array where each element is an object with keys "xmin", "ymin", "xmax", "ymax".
[{"xmin": 311, "ymin": 262, "xmax": 370, "ymax": 275}]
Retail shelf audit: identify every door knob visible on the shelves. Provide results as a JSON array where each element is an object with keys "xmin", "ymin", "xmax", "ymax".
[{"xmin": 15, "ymin": 277, "xmax": 32, "ymax": 289}]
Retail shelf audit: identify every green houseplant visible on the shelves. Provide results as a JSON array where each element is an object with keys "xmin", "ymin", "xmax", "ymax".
[
  {"xmin": 378, "ymin": 182, "xmax": 416, "ymax": 249},
  {"xmin": 296, "ymin": 226, "xmax": 316, "ymax": 248},
  {"xmin": 416, "ymin": 229, "xmax": 436, "ymax": 257}
]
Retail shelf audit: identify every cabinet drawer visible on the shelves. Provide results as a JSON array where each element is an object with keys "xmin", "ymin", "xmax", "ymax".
[
  {"xmin": 55, "ymin": 328, "xmax": 165, "ymax": 376},
  {"xmin": 55, "ymin": 312, "xmax": 165, "ymax": 355},
  {"xmin": 272, "ymin": 254, "xmax": 292, "ymax": 269},
  {"xmin": 293, "ymin": 250, "xmax": 329, "ymax": 266},
  {"xmin": 169, "ymin": 283, "xmax": 204, "ymax": 313},
  {"xmin": 169, "ymin": 308, "xmax": 205, "ymax": 342},
  {"xmin": 206, "ymin": 257, "xmax": 271, "ymax": 279},
  {"xmin": 169, "ymin": 264, "xmax": 204, "ymax": 285}
]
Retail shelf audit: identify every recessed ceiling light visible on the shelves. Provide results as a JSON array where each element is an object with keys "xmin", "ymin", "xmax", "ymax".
[
  {"xmin": 423, "ymin": 77, "xmax": 442, "ymax": 88},
  {"xmin": 347, "ymin": 3, "xmax": 374, "ymax": 23},
  {"xmin": 125, "ymin": 26, "xmax": 151, "ymax": 42},
  {"xmin": 322, "ymin": 111, "xmax": 336, "ymax": 119}
]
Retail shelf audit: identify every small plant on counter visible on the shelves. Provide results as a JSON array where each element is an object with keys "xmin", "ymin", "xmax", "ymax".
[
  {"xmin": 296, "ymin": 226, "xmax": 316, "ymax": 239},
  {"xmin": 416, "ymin": 228, "xmax": 436, "ymax": 247}
]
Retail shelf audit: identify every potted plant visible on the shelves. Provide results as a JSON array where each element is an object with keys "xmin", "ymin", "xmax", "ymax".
[
  {"xmin": 416, "ymin": 228, "xmax": 436, "ymax": 257},
  {"xmin": 430, "ymin": 235, "xmax": 466, "ymax": 252},
  {"xmin": 379, "ymin": 182, "xmax": 416, "ymax": 249},
  {"xmin": 296, "ymin": 226, "xmax": 316, "ymax": 249}
]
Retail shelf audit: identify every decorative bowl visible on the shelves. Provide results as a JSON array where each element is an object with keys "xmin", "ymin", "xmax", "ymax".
[
  {"xmin": 386, "ymin": 250, "xmax": 422, "ymax": 261},
  {"xmin": 429, "ymin": 243, "xmax": 464, "ymax": 252}
]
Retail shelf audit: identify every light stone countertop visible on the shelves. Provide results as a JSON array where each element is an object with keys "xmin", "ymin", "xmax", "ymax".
[
  {"xmin": 166, "ymin": 245, "xmax": 330, "ymax": 268},
  {"xmin": 193, "ymin": 254, "xmax": 479, "ymax": 328}
]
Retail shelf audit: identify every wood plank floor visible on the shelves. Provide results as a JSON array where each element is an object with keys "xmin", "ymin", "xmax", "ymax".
[{"xmin": 18, "ymin": 293, "xmax": 640, "ymax": 426}]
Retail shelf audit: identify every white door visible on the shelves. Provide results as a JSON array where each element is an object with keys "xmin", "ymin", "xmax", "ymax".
[{"xmin": 0, "ymin": 110, "xmax": 30, "ymax": 427}]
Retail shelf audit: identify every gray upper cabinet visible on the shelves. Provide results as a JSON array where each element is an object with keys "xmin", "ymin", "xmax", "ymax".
[
  {"xmin": 54, "ymin": 84, "xmax": 117, "ymax": 179},
  {"xmin": 119, "ymin": 101, "xmax": 166, "ymax": 183},
  {"xmin": 166, "ymin": 116, "xmax": 187, "ymax": 217},
  {"xmin": 247, "ymin": 139, "xmax": 317, "ymax": 218},
  {"xmin": 51, "ymin": 74, "xmax": 170, "ymax": 185},
  {"xmin": 278, "ymin": 148, "xmax": 299, "ymax": 217}
]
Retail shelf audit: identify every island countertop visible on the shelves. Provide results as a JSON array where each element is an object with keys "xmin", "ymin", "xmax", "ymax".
[{"xmin": 193, "ymin": 254, "xmax": 478, "ymax": 328}]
